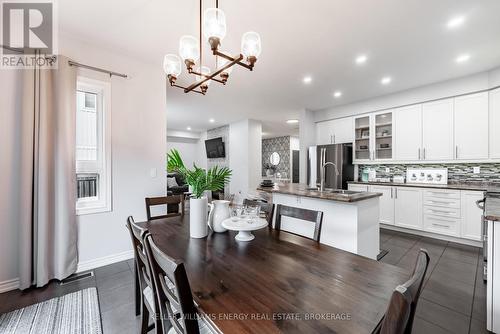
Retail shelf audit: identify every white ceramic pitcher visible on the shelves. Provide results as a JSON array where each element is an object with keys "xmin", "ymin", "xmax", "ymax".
[{"xmin": 208, "ymin": 200, "xmax": 230, "ymax": 233}]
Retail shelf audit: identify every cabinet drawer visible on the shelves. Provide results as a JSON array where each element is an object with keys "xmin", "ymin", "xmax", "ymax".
[
  {"xmin": 424, "ymin": 214, "xmax": 460, "ymax": 237},
  {"xmin": 423, "ymin": 189, "xmax": 460, "ymax": 200},
  {"xmin": 423, "ymin": 197, "xmax": 461, "ymax": 209},
  {"xmin": 423, "ymin": 205, "xmax": 461, "ymax": 218}
]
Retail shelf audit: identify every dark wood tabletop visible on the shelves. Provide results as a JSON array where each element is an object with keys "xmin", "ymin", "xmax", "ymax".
[{"xmin": 139, "ymin": 215, "xmax": 410, "ymax": 334}]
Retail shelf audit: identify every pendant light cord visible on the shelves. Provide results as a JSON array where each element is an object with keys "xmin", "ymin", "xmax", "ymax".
[{"xmin": 200, "ymin": 0, "xmax": 202, "ymax": 70}]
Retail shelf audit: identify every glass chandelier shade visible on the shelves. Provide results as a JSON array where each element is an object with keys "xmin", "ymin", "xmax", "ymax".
[
  {"xmin": 241, "ymin": 31, "xmax": 262, "ymax": 58},
  {"xmin": 196, "ymin": 66, "xmax": 211, "ymax": 85},
  {"xmin": 179, "ymin": 35, "xmax": 200, "ymax": 61},
  {"xmin": 163, "ymin": 54, "xmax": 182, "ymax": 77},
  {"xmin": 203, "ymin": 8, "xmax": 227, "ymax": 41}
]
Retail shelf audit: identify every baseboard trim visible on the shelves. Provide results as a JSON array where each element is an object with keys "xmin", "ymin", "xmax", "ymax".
[
  {"xmin": 0, "ymin": 278, "xmax": 20, "ymax": 293},
  {"xmin": 76, "ymin": 250, "xmax": 134, "ymax": 273},
  {"xmin": 381, "ymin": 225, "xmax": 482, "ymax": 247}
]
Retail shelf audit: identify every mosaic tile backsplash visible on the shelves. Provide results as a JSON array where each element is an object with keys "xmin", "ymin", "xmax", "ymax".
[{"xmin": 358, "ymin": 163, "xmax": 500, "ymax": 184}]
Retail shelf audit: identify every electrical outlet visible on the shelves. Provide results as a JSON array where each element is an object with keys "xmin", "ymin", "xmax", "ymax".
[
  {"xmin": 473, "ymin": 167, "xmax": 480, "ymax": 174},
  {"xmin": 150, "ymin": 168, "xmax": 157, "ymax": 178},
  {"xmin": 385, "ymin": 168, "xmax": 390, "ymax": 173}
]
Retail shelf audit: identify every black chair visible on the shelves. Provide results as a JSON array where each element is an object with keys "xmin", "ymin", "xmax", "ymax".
[
  {"xmin": 375, "ymin": 249, "xmax": 430, "ymax": 334},
  {"xmin": 167, "ymin": 173, "xmax": 189, "ymax": 195},
  {"xmin": 126, "ymin": 216, "xmax": 162, "ymax": 334},
  {"xmin": 146, "ymin": 195, "xmax": 183, "ymax": 220},
  {"xmin": 274, "ymin": 204, "xmax": 323, "ymax": 242},
  {"xmin": 144, "ymin": 233, "xmax": 216, "ymax": 334},
  {"xmin": 243, "ymin": 199, "xmax": 275, "ymax": 226}
]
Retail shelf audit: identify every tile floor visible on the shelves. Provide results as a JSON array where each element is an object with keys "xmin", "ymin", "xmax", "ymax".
[{"xmin": 0, "ymin": 229, "xmax": 489, "ymax": 334}]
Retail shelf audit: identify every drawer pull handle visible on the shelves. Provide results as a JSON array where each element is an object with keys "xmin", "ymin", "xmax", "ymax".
[
  {"xmin": 428, "ymin": 200, "xmax": 454, "ymax": 205},
  {"xmin": 429, "ymin": 209, "xmax": 454, "ymax": 214},
  {"xmin": 432, "ymin": 223, "xmax": 450, "ymax": 228}
]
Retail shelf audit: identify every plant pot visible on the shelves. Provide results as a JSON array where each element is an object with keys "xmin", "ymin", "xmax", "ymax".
[{"xmin": 190, "ymin": 197, "xmax": 208, "ymax": 238}]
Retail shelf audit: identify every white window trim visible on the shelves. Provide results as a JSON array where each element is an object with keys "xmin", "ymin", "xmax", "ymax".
[{"xmin": 76, "ymin": 77, "xmax": 112, "ymax": 215}]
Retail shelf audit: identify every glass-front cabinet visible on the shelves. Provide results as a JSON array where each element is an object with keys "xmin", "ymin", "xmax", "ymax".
[
  {"xmin": 354, "ymin": 116, "xmax": 371, "ymax": 160},
  {"xmin": 353, "ymin": 111, "xmax": 393, "ymax": 162},
  {"xmin": 374, "ymin": 112, "xmax": 393, "ymax": 160}
]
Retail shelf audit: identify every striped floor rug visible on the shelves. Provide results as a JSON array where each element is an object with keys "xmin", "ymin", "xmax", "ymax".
[{"xmin": 0, "ymin": 287, "xmax": 102, "ymax": 334}]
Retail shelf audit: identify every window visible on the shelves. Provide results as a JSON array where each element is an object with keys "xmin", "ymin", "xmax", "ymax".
[{"xmin": 76, "ymin": 77, "xmax": 111, "ymax": 215}]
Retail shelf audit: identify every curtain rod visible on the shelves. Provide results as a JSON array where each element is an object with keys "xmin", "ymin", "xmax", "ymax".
[{"xmin": 68, "ymin": 60, "xmax": 128, "ymax": 78}]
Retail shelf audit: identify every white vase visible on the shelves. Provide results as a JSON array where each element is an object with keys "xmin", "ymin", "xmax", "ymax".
[
  {"xmin": 190, "ymin": 197, "xmax": 208, "ymax": 238},
  {"xmin": 208, "ymin": 200, "xmax": 230, "ymax": 233}
]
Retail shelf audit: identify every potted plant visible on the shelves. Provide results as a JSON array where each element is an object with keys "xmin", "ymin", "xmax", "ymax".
[{"xmin": 167, "ymin": 149, "xmax": 232, "ymax": 238}]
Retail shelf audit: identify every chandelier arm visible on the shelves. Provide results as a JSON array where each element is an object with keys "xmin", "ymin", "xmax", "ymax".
[
  {"xmin": 213, "ymin": 50, "xmax": 254, "ymax": 70},
  {"xmin": 190, "ymin": 69, "xmax": 225, "ymax": 84},
  {"xmin": 184, "ymin": 54, "xmax": 243, "ymax": 93}
]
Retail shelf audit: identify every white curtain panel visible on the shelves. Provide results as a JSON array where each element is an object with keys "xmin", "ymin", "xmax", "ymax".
[{"xmin": 19, "ymin": 55, "xmax": 78, "ymax": 289}]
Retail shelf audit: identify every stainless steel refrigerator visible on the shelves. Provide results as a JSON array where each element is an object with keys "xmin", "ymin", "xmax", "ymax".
[{"xmin": 307, "ymin": 144, "xmax": 354, "ymax": 190}]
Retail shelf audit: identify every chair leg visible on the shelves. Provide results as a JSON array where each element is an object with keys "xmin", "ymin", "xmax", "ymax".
[
  {"xmin": 140, "ymin": 302, "xmax": 150, "ymax": 334},
  {"xmin": 134, "ymin": 263, "xmax": 141, "ymax": 316}
]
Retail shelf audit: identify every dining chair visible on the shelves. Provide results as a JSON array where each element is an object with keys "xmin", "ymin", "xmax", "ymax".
[
  {"xmin": 126, "ymin": 216, "xmax": 162, "ymax": 334},
  {"xmin": 243, "ymin": 199, "xmax": 275, "ymax": 226},
  {"xmin": 144, "ymin": 233, "xmax": 217, "ymax": 334},
  {"xmin": 375, "ymin": 249, "xmax": 430, "ymax": 334},
  {"xmin": 274, "ymin": 204, "xmax": 323, "ymax": 242},
  {"xmin": 146, "ymin": 195, "xmax": 183, "ymax": 220}
]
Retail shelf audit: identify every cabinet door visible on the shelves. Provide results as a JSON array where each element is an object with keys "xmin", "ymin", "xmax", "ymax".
[
  {"xmin": 371, "ymin": 186, "xmax": 395, "ymax": 225},
  {"xmin": 394, "ymin": 187, "xmax": 423, "ymax": 230},
  {"xmin": 422, "ymin": 99, "xmax": 454, "ymax": 161},
  {"xmin": 490, "ymin": 88, "xmax": 500, "ymax": 158},
  {"xmin": 347, "ymin": 184, "xmax": 369, "ymax": 192},
  {"xmin": 394, "ymin": 105, "xmax": 422, "ymax": 161},
  {"xmin": 332, "ymin": 117, "xmax": 354, "ymax": 144},
  {"xmin": 374, "ymin": 111, "xmax": 393, "ymax": 160},
  {"xmin": 460, "ymin": 191, "xmax": 484, "ymax": 241},
  {"xmin": 354, "ymin": 115, "xmax": 372, "ymax": 161},
  {"xmin": 316, "ymin": 120, "xmax": 333, "ymax": 145},
  {"xmin": 454, "ymin": 92, "xmax": 489, "ymax": 160}
]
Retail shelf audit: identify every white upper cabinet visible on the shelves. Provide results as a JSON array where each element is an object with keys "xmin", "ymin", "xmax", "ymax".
[
  {"xmin": 374, "ymin": 111, "xmax": 393, "ymax": 160},
  {"xmin": 333, "ymin": 117, "xmax": 354, "ymax": 144},
  {"xmin": 454, "ymin": 92, "xmax": 489, "ymax": 160},
  {"xmin": 394, "ymin": 104, "xmax": 422, "ymax": 161},
  {"xmin": 422, "ymin": 98, "xmax": 455, "ymax": 161},
  {"xmin": 490, "ymin": 88, "xmax": 500, "ymax": 159},
  {"xmin": 316, "ymin": 117, "xmax": 353, "ymax": 145},
  {"xmin": 316, "ymin": 120, "xmax": 334, "ymax": 145},
  {"xmin": 354, "ymin": 115, "xmax": 372, "ymax": 161}
]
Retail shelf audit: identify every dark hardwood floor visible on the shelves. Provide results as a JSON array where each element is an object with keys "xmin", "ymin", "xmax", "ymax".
[{"xmin": 0, "ymin": 229, "xmax": 489, "ymax": 334}]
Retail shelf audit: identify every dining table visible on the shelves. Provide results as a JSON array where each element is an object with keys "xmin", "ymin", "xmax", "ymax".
[{"xmin": 138, "ymin": 214, "xmax": 410, "ymax": 334}]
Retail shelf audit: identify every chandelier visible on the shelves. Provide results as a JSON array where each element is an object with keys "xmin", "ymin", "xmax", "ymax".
[{"xmin": 163, "ymin": 0, "xmax": 262, "ymax": 95}]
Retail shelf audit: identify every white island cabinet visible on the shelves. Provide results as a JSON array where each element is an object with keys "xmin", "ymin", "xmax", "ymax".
[{"xmin": 259, "ymin": 184, "xmax": 381, "ymax": 260}]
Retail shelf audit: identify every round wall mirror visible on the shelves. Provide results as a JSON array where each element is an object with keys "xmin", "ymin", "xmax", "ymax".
[{"xmin": 270, "ymin": 152, "xmax": 280, "ymax": 166}]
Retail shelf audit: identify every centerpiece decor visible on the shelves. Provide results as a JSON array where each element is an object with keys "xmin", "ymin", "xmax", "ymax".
[{"xmin": 167, "ymin": 149, "xmax": 231, "ymax": 238}]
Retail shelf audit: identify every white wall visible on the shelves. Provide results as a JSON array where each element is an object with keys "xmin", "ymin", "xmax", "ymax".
[
  {"xmin": 229, "ymin": 119, "xmax": 262, "ymax": 199},
  {"xmin": 299, "ymin": 109, "xmax": 316, "ymax": 184},
  {"xmin": 167, "ymin": 137, "xmax": 202, "ymax": 169},
  {"xmin": 315, "ymin": 67, "xmax": 500, "ymax": 122},
  {"xmin": 0, "ymin": 35, "xmax": 167, "ymax": 287},
  {"xmin": 0, "ymin": 70, "xmax": 22, "ymax": 287}
]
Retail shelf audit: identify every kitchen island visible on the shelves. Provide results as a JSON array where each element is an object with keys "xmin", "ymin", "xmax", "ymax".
[{"xmin": 257, "ymin": 183, "xmax": 382, "ymax": 259}]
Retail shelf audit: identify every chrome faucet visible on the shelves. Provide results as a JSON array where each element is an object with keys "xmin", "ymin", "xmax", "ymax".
[{"xmin": 319, "ymin": 148, "xmax": 339, "ymax": 192}]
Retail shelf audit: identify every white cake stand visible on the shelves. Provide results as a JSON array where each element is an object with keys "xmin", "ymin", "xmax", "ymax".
[{"xmin": 221, "ymin": 217, "xmax": 268, "ymax": 242}]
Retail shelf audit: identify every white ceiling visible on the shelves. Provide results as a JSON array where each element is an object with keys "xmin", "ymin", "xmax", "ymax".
[{"xmin": 59, "ymin": 0, "xmax": 500, "ymax": 137}]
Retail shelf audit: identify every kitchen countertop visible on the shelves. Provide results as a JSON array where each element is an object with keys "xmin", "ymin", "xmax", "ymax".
[
  {"xmin": 486, "ymin": 194, "xmax": 500, "ymax": 222},
  {"xmin": 257, "ymin": 183, "xmax": 382, "ymax": 203},
  {"xmin": 348, "ymin": 181, "xmax": 500, "ymax": 192}
]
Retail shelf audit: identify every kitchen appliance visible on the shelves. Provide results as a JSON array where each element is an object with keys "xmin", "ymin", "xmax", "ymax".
[
  {"xmin": 477, "ymin": 191, "xmax": 500, "ymax": 333},
  {"xmin": 406, "ymin": 168, "xmax": 448, "ymax": 185},
  {"xmin": 307, "ymin": 144, "xmax": 354, "ymax": 190}
]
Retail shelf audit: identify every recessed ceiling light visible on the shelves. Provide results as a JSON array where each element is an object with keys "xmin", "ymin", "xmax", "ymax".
[
  {"xmin": 186, "ymin": 126, "xmax": 191, "ymax": 130},
  {"xmin": 286, "ymin": 119, "xmax": 299, "ymax": 124},
  {"xmin": 333, "ymin": 91, "xmax": 342, "ymax": 98},
  {"xmin": 355, "ymin": 55, "xmax": 368, "ymax": 65},
  {"xmin": 303, "ymin": 76, "xmax": 312, "ymax": 84},
  {"xmin": 209, "ymin": 118, "xmax": 215, "ymax": 123},
  {"xmin": 447, "ymin": 15, "xmax": 466, "ymax": 29},
  {"xmin": 456, "ymin": 54, "xmax": 470, "ymax": 63},
  {"xmin": 381, "ymin": 76, "xmax": 392, "ymax": 85}
]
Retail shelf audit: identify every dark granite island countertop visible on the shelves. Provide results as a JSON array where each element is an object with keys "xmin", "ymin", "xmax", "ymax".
[{"xmin": 257, "ymin": 183, "xmax": 382, "ymax": 203}]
